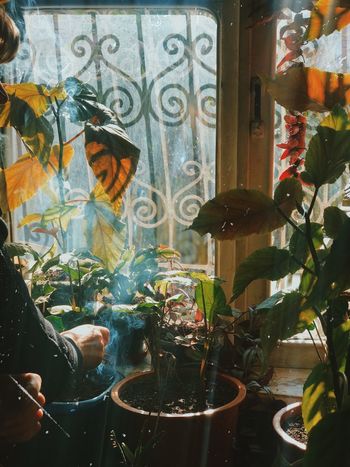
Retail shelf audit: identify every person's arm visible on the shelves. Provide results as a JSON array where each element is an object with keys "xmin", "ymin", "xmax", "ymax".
[{"xmin": 0, "ymin": 220, "xmax": 109, "ymax": 400}]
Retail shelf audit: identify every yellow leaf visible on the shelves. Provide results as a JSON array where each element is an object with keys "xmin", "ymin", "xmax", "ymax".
[
  {"xmin": 0, "ymin": 144, "xmax": 74, "ymax": 212},
  {"xmin": 42, "ymin": 83, "xmax": 67, "ymax": 101},
  {"xmin": 85, "ymin": 189, "xmax": 126, "ymax": 271},
  {"xmin": 18, "ymin": 213, "xmax": 42, "ymax": 228},
  {"xmin": 4, "ymin": 83, "xmax": 49, "ymax": 118},
  {"xmin": 91, "ymin": 181, "xmax": 122, "ymax": 214},
  {"xmin": 0, "ymin": 100, "xmax": 10, "ymax": 126}
]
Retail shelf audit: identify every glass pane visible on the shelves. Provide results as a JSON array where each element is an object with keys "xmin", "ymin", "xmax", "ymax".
[
  {"xmin": 272, "ymin": 10, "xmax": 350, "ymax": 292},
  {"xmin": 1, "ymin": 7, "xmax": 217, "ymax": 272}
]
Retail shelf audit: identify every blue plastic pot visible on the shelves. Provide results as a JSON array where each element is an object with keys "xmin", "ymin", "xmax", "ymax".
[{"xmin": 15, "ymin": 375, "xmax": 122, "ymax": 467}]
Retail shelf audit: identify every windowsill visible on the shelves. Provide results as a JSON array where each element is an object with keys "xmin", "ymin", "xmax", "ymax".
[{"xmin": 269, "ymin": 367, "xmax": 309, "ymax": 404}]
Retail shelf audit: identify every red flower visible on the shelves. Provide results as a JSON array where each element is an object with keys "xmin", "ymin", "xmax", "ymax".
[{"xmin": 277, "ymin": 112, "xmax": 307, "ymax": 180}]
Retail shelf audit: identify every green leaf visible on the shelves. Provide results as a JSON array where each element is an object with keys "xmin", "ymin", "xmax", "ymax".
[
  {"xmin": 195, "ymin": 280, "xmax": 231, "ymax": 325},
  {"xmin": 45, "ymin": 315, "xmax": 65, "ymax": 333},
  {"xmin": 304, "ymin": 409, "xmax": 350, "ymax": 467},
  {"xmin": 324, "ymin": 206, "xmax": 348, "ymax": 239},
  {"xmin": 41, "ymin": 204, "xmax": 80, "ymax": 231},
  {"xmin": 299, "ymin": 249, "xmax": 328, "ymax": 296},
  {"xmin": 305, "ymin": 218, "xmax": 350, "ymax": 308},
  {"xmin": 301, "ymin": 125, "xmax": 350, "ymax": 188},
  {"xmin": 302, "ymin": 363, "xmax": 336, "ymax": 432},
  {"xmin": 232, "ymin": 247, "xmax": 297, "ymax": 300},
  {"xmin": 63, "ymin": 77, "xmax": 99, "ymax": 122},
  {"xmin": 333, "ymin": 319, "xmax": 350, "ymax": 372},
  {"xmin": 289, "ymin": 222, "xmax": 323, "ymax": 265},
  {"xmin": 31, "ymin": 283, "xmax": 55, "ymax": 303},
  {"xmin": 189, "ymin": 178, "xmax": 303, "ymax": 240},
  {"xmin": 85, "ymin": 190, "xmax": 126, "ymax": 272},
  {"xmin": 4, "ymin": 242, "xmax": 40, "ymax": 261},
  {"xmin": 255, "ymin": 291, "xmax": 284, "ymax": 311},
  {"xmin": 260, "ymin": 291, "xmax": 303, "ymax": 357}
]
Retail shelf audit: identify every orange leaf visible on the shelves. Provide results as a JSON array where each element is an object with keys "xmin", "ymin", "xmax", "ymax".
[
  {"xmin": 0, "ymin": 144, "xmax": 74, "ymax": 212},
  {"xmin": 306, "ymin": 0, "xmax": 350, "ymax": 40},
  {"xmin": 86, "ymin": 141, "xmax": 132, "ymax": 212},
  {"xmin": 265, "ymin": 66, "xmax": 350, "ymax": 112},
  {"xmin": 84, "ymin": 104, "xmax": 140, "ymax": 211}
]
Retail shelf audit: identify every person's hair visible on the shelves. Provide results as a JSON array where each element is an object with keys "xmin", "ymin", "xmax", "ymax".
[{"xmin": 0, "ymin": 6, "xmax": 19, "ymax": 64}]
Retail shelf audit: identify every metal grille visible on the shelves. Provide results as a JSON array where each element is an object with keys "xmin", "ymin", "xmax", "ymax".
[{"xmin": 2, "ymin": 7, "xmax": 217, "ymax": 271}]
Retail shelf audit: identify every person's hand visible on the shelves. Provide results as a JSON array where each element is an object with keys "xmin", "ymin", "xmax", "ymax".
[
  {"xmin": 61, "ymin": 324, "xmax": 110, "ymax": 370},
  {"xmin": 0, "ymin": 373, "xmax": 45, "ymax": 444}
]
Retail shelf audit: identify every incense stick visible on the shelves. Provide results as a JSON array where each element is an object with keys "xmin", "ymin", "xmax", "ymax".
[{"xmin": 8, "ymin": 375, "xmax": 71, "ymax": 439}]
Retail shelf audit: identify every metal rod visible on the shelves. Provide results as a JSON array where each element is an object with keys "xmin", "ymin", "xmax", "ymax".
[{"xmin": 8, "ymin": 375, "xmax": 71, "ymax": 439}]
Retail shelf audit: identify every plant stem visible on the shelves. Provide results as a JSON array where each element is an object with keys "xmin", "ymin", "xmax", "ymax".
[
  {"xmin": 65, "ymin": 128, "xmax": 84, "ymax": 146},
  {"xmin": 326, "ymin": 303, "xmax": 342, "ymax": 409},
  {"xmin": 307, "ymin": 329, "xmax": 323, "ymax": 364},
  {"xmin": 290, "ymin": 254, "xmax": 315, "ymax": 276},
  {"xmin": 305, "ymin": 188, "xmax": 320, "ymax": 276},
  {"xmin": 275, "ymin": 204, "xmax": 305, "ymax": 235},
  {"xmin": 52, "ymin": 99, "xmax": 68, "ymax": 252}
]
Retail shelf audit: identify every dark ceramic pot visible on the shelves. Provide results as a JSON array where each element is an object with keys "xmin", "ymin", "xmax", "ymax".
[
  {"xmin": 109, "ymin": 369, "xmax": 246, "ymax": 467},
  {"xmin": 273, "ymin": 402, "xmax": 306, "ymax": 465}
]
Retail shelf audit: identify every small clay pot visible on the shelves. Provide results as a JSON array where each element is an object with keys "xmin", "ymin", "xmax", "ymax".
[{"xmin": 273, "ymin": 401, "xmax": 306, "ymax": 464}]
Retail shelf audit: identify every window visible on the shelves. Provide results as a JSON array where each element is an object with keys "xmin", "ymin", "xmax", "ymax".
[{"xmin": 1, "ymin": 2, "xmax": 230, "ymax": 274}]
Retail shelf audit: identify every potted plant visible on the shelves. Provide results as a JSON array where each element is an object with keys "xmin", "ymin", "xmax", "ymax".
[
  {"xmin": 108, "ymin": 261, "xmax": 246, "ymax": 467},
  {"xmin": 189, "ymin": 78, "xmax": 350, "ymax": 467}
]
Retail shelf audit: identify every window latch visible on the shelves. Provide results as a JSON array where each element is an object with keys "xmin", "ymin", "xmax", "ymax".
[{"xmin": 250, "ymin": 76, "xmax": 264, "ymax": 138}]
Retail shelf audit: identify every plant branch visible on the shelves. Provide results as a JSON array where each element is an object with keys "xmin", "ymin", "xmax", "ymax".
[
  {"xmin": 307, "ymin": 328, "xmax": 323, "ymax": 364},
  {"xmin": 290, "ymin": 253, "xmax": 315, "ymax": 276},
  {"xmin": 305, "ymin": 188, "xmax": 320, "ymax": 276},
  {"xmin": 65, "ymin": 128, "xmax": 84, "ymax": 146},
  {"xmin": 275, "ymin": 203, "xmax": 305, "ymax": 235}
]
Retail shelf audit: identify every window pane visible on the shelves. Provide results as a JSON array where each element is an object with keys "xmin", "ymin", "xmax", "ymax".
[
  {"xmin": 272, "ymin": 10, "xmax": 350, "ymax": 292},
  {"xmin": 1, "ymin": 7, "xmax": 217, "ymax": 272}
]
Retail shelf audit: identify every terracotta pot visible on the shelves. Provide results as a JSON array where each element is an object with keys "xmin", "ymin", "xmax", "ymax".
[
  {"xmin": 110, "ymin": 370, "xmax": 246, "ymax": 467},
  {"xmin": 273, "ymin": 401, "xmax": 306, "ymax": 465}
]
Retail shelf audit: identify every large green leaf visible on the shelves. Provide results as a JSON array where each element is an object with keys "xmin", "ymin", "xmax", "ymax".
[
  {"xmin": 63, "ymin": 77, "xmax": 99, "ymax": 122},
  {"xmin": 195, "ymin": 280, "xmax": 231, "ymax": 326},
  {"xmin": 304, "ymin": 408, "xmax": 350, "ymax": 467},
  {"xmin": 4, "ymin": 242, "xmax": 41, "ymax": 261},
  {"xmin": 260, "ymin": 291, "xmax": 303, "ymax": 358},
  {"xmin": 84, "ymin": 187, "xmax": 126, "ymax": 272},
  {"xmin": 305, "ymin": 218, "xmax": 350, "ymax": 308},
  {"xmin": 232, "ymin": 247, "xmax": 297, "ymax": 301},
  {"xmin": 289, "ymin": 222, "xmax": 323, "ymax": 265},
  {"xmin": 333, "ymin": 319, "xmax": 350, "ymax": 372},
  {"xmin": 302, "ymin": 363, "xmax": 337, "ymax": 432},
  {"xmin": 189, "ymin": 178, "xmax": 303, "ymax": 240},
  {"xmin": 301, "ymin": 126, "xmax": 350, "ymax": 187},
  {"xmin": 324, "ymin": 206, "xmax": 348, "ymax": 239}
]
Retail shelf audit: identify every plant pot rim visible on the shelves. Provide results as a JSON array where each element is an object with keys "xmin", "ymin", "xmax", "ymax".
[
  {"xmin": 273, "ymin": 401, "xmax": 306, "ymax": 452},
  {"xmin": 111, "ymin": 369, "xmax": 246, "ymax": 419}
]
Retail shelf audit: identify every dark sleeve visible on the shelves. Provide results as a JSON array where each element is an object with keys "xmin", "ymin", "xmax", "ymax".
[{"xmin": 0, "ymin": 231, "xmax": 83, "ymax": 401}]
